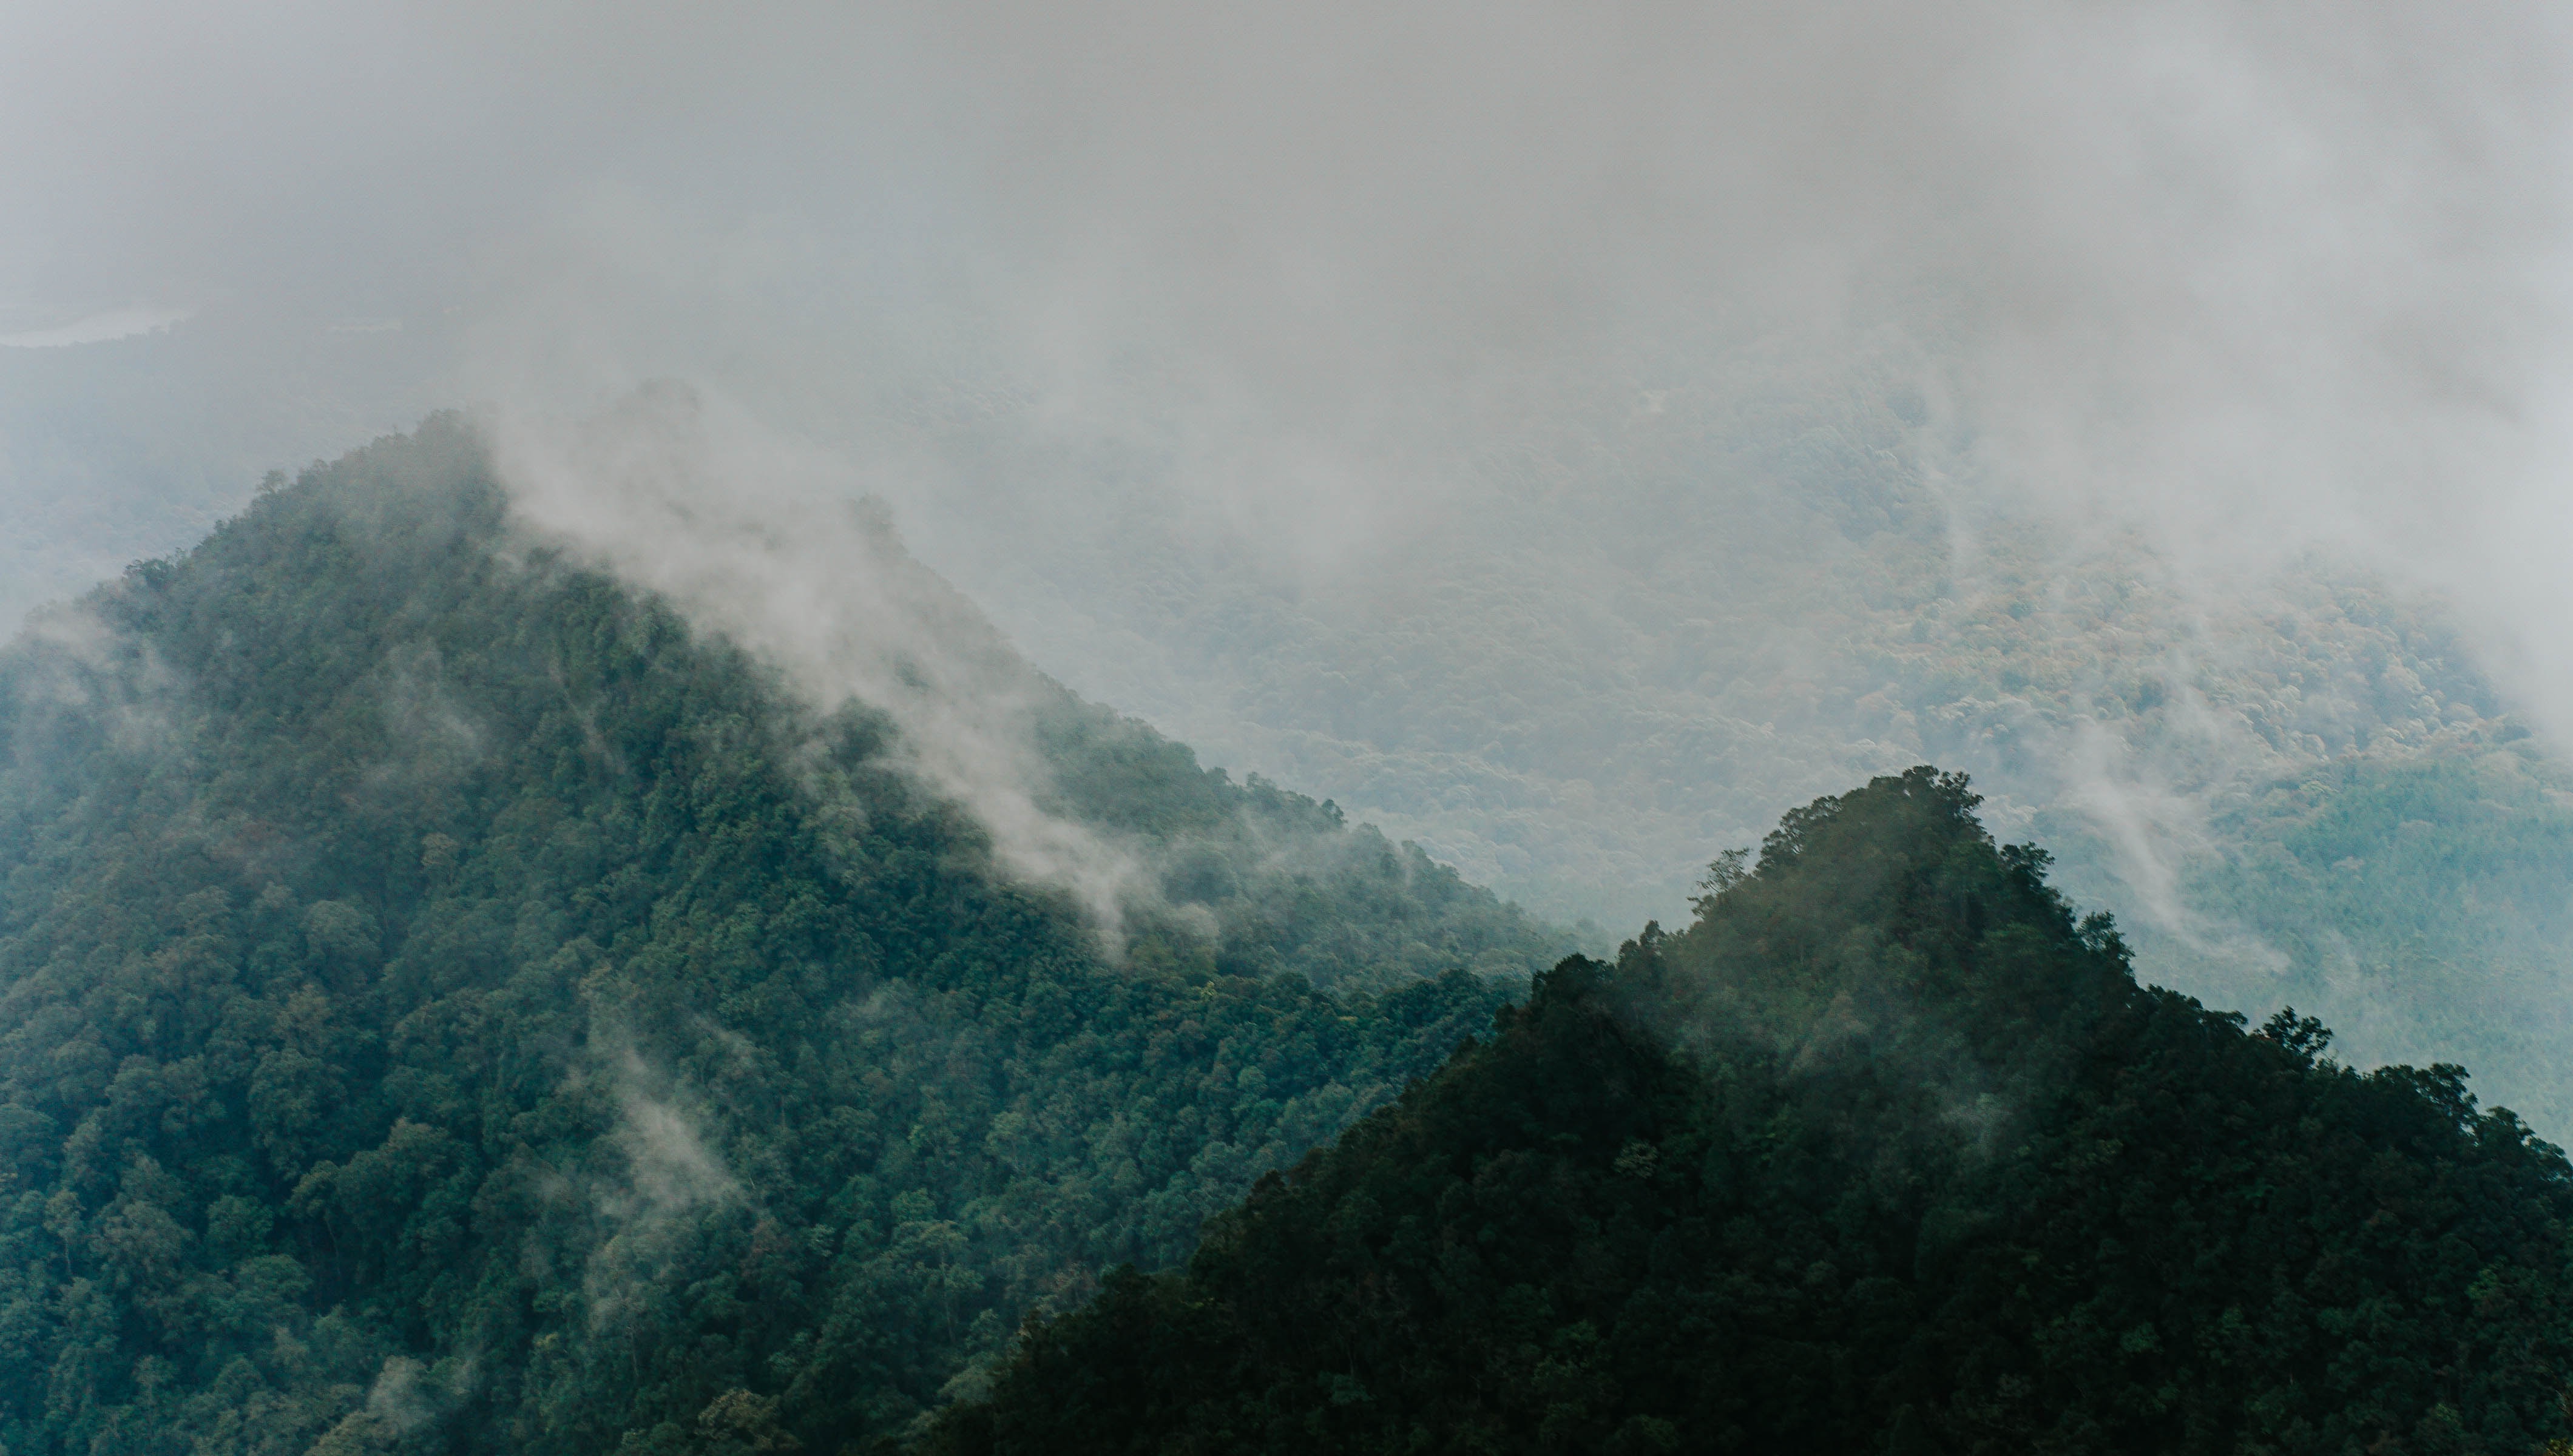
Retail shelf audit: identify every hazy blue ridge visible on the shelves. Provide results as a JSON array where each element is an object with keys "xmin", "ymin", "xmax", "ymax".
[{"xmin": 930, "ymin": 357, "xmax": 2573, "ymax": 1137}]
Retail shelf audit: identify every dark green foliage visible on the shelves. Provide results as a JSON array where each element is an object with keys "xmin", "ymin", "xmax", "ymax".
[
  {"xmin": 923, "ymin": 769, "xmax": 2573, "ymax": 1455},
  {"xmin": 0, "ymin": 419, "xmax": 1570, "ymax": 1456}
]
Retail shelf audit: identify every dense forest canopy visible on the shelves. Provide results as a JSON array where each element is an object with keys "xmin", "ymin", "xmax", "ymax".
[
  {"xmin": 922, "ymin": 769, "xmax": 2573, "ymax": 1455},
  {"xmin": 0, "ymin": 420, "xmax": 1575, "ymax": 1456}
]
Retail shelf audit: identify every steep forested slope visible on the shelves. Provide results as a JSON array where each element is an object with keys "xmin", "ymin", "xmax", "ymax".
[
  {"xmin": 0, "ymin": 419, "xmax": 1572, "ymax": 1456},
  {"xmin": 921, "ymin": 770, "xmax": 2573, "ymax": 1455}
]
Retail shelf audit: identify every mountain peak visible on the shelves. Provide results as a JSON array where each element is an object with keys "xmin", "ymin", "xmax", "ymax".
[
  {"xmin": 918, "ymin": 774, "xmax": 2573, "ymax": 1455},
  {"xmin": 0, "ymin": 421, "xmax": 1575, "ymax": 1456}
]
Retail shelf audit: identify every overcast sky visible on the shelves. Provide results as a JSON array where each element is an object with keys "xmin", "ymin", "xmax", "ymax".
[{"xmin": 8, "ymin": 1, "xmax": 2573, "ymax": 732}]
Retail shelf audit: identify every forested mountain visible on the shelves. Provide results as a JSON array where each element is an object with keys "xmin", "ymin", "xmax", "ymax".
[
  {"xmin": 0, "ymin": 419, "xmax": 1575, "ymax": 1456},
  {"xmin": 8, "ymin": 416, "xmax": 2568, "ymax": 1455},
  {"xmin": 921, "ymin": 769, "xmax": 2573, "ymax": 1455}
]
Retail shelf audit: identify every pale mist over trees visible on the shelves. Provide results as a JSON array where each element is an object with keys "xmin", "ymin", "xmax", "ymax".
[{"xmin": 9, "ymin": 6, "xmax": 2573, "ymax": 1454}]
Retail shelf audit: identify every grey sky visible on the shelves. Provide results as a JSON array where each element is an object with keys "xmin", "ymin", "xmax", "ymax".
[{"xmin": 8, "ymin": 1, "xmax": 2573, "ymax": 741}]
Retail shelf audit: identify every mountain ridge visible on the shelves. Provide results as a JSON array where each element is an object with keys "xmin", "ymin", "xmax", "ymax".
[
  {"xmin": 915, "ymin": 770, "xmax": 2573, "ymax": 1455},
  {"xmin": 0, "ymin": 417, "xmax": 1572, "ymax": 1456}
]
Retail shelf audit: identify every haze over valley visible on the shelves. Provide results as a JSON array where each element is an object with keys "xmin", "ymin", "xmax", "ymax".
[{"xmin": 8, "ymin": 5, "xmax": 2573, "ymax": 1452}]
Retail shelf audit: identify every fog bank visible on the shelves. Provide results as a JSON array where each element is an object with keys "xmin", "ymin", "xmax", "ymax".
[{"xmin": 7, "ymin": 2, "xmax": 2573, "ymax": 945}]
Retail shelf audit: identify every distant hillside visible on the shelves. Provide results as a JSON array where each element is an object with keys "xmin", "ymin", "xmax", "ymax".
[
  {"xmin": 919, "ymin": 770, "xmax": 2573, "ymax": 1454},
  {"xmin": 899, "ymin": 351, "xmax": 2573, "ymax": 1133},
  {"xmin": 0, "ymin": 418, "xmax": 1575, "ymax": 1456}
]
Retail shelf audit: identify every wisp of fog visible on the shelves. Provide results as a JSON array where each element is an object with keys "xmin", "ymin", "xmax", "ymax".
[{"xmin": 8, "ymin": 0, "xmax": 2573, "ymax": 1096}]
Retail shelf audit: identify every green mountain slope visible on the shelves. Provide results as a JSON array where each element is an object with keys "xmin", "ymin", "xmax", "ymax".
[
  {"xmin": 919, "ymin": 770, "xmax": 2573, "ymax": 1455},
  {"xmin": 0, "ymin": 419, "xmax": 1574, "ymax": 1456}
]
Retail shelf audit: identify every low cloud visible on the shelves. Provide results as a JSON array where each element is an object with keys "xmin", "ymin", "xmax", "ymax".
[
  {"xmin": 11, "ymin": 1, "xmax": 2573, "ymax": 996},
  {"xmin": 487, "ymin": 385, "xmax": 1149, "ymax": 943},
  {"xmin": 579, "ymin": 1045, "xmax": 743, "ymax": 1331},
  {"xmin": 0, "ymin": 302, "xmax": 195, "ymax": 349}
]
